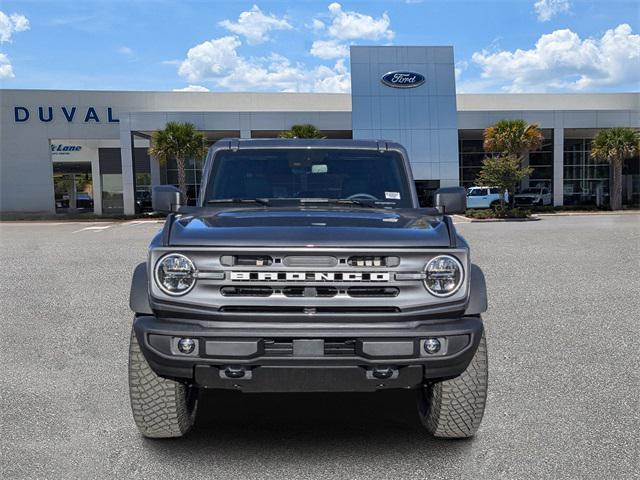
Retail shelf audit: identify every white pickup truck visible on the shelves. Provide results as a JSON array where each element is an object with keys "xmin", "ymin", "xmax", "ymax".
[
  {"xmin": 514, "ymin": 186, "xmax": 552, "ymax": 206},
  {"xmin": 466, "ymin": 186, "xmax": 507, "ymax": 209}
]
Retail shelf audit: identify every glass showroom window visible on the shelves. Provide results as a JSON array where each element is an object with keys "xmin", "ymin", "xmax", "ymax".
[
  {"xmin": 563, "ymin": 138, "xmax": 610, "ymax": 206},
  {"xmin": 623, "ymin": 155, "xmax": 640, "ymax": 207},
  {"xmin": 528, "ymin": 131, "xmax": 553, "ymax": 191},
  {"xmin": 460, "ymin": 130, "xmax": 553, "ymax": 191},
  {"xmin": 459, "ymin": 133, "xmax": 494, "ymax": 188},
  {"xmin": 164, "ymin": 157, "xmax": 204, "ymax": 205}
]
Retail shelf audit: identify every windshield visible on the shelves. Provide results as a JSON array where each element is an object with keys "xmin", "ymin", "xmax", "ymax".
[
  {"xmin": 204, "ymin": 148, "xmax": 413, "ymax": 208},
  {"xmin": 520, "ymin": 188, "xmax": 539, "ymax": 194}
]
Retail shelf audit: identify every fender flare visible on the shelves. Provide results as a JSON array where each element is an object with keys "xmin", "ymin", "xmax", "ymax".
[
  {"xmin": 129, "ymin": 262, "xmax": 153, "ymax": 314},
  {"xmin": 464, "ymin": 264, "xmax": 488, "ymax": 315}
]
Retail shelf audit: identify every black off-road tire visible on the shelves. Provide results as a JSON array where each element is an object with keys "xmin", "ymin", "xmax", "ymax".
[
  {"xmin": 417, "ymin": 330, "xmax": 488, "ymax": 438},
  {"xmin": 490, "ymin": 201, "xmax": 500, "ymax": 210},
  {"xmin": 128, "ymin": 328, "xmax": 198, "ymax": 438}
]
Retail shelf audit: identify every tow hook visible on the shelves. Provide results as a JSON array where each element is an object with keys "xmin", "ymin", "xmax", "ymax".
[
  {"xmin": 223, "ymin": 366, "xmax": 246, "ymax": 379},
  {"xmin": 372, "ymin": 367, "xmax": 396, "ymax": 380}
]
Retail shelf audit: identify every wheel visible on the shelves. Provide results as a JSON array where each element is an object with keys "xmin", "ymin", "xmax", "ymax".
[
  {"xmin": 490, "ymin": 201, "xmax": 500, "ymax": 210},
  {"xmin": 417, "ymin": 330, "xmax": 488, "ymax": 438},
  {"xmin": 128, "ymin": 328, "xmax": 198, "ymax": 438}
]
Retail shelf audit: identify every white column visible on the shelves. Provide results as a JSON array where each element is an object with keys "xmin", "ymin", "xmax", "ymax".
[
  {"xmin": 120, "ymin": 116, "xmax": 136, "ymax": 215},
  {"xmin": 240, "ymin": 129, "xmax": 251, "ymax": 139},
  {"xmin": 91, "ymin": 149, "xmax": 102, "ymax": 215},
  {"xmin": 553, "ymin": 126, "xmax": 564, "ymax": 206}
]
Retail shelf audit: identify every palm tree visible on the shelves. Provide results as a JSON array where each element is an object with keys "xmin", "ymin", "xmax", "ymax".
[
  {"xmin": 279, "ymin": 124, "xmax": 325, "ymax": 139},
  {"xmin": 482, "ymin": 119, "xmax": 544, "ymax": 207},
  {"xmin": 483, "ymin": 119, "xmax": 544, "ymax": 160},
  {"xmin": 590, "ymin": 127, "xmax": 640, "ymax": 210},
  {"xmin": 149, "ymin": 122, "xmax": 208, "ymax": 202}
]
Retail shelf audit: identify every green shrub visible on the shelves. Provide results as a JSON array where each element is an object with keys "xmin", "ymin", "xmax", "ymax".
[
  {"xmin": 464, "ymin": 207, "xmax": 531, "ymax": 219},
  {"xmin": 464, "ymin": 209, "xmax": 496, "ymax": 219}
]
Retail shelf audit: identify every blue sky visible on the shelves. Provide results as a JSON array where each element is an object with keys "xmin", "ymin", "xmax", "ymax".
[{"xmin": 0, "ymin": 0, "xmax": 638, "ymax": 93}]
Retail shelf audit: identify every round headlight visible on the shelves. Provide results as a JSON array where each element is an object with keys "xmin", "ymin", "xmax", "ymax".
[
  {"xmin": 155, "ymin": 253, "xmax": 196, "ymax": 295},
  {"xmin": 424, "ymin": 255, "xmax": 464, "ymax": 297}
]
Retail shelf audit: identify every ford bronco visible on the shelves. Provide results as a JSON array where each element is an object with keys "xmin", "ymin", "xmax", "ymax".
[{"xmin": 128, "ymin": 139, "xmax": 489, "ymax": 439}]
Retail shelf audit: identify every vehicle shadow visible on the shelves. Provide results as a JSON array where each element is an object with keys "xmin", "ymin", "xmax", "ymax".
[{"xmin": 142, "ymin": 389, "xmax": 474, "ymax": 463}]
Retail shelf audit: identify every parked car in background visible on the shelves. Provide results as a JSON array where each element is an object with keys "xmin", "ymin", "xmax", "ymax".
[
  {"xmin": 514, "ymin": 186, "xmax": 552, "ymax": 206},
  {"xmin": 55, "ymin": 193, "xmax": 93, "ymax": 210},
  {"xmin": 135, "ymin": 190, "xmax": 153, "ymax": 213},
  {"xmin": 466, "ymin": 186, "xmax": 507, "ymax": 209},
  {"xmin": 75, "ymin": 192, "xmax": 94, "ymax": 210}
]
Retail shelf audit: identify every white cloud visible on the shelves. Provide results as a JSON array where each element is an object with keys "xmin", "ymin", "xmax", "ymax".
[
  {"xmin": 173, "ymin": 85, "xmax": 210, "ymax": 92},
  {"xmin": 325, "ymin": 2, "xmax": 394, "ymax": 41},
  {"xmin": 177, "ymin": 3, "xmax": 397, "ymax": 92},
  {"xmin": 0, "ymin": 52, "xmax": 14, "ymax": 78},
  {"xmin": 177, "ymin": 35, "xmax": 349, "ymax": 93},
  {"xmin": 118, "ymin": 46, "xmax": 133, "ymax": 56},
  {"xmin": 534, "ymin": 0, "xmax": 570, "ymax": 22},
  {"xmin": 310, "ymin": 39, "xmax": 349, "ymax": 59},
  {"xmin": 219, "ymin": 5, "xmax": 291, "ymax": 45},
  {"xmin": 309, "ymin": 3, "xmax": 394, "ymax": 59},
  {"xmin": 311, "ymin": 19, "xmax": 325, "ymax": 31},
  {"xmin": 311, "ymin": 58, "xmax": 350, "ymax": 93},
  {"xmin": 178, "ymin": 36, "xmax": 243, "ymax": 82},
  {"xmin": 0, "ymin": 11, "xmax": 29, "ymax": 43},
  {"xmin": 471, "ymin": 24, "xmax": 640, "ymax": 92}
]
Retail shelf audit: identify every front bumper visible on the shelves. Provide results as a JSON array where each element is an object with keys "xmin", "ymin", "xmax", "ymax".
[{"xmin": 133, "ymin": 314, "xmax": 483, "ymax": 392}]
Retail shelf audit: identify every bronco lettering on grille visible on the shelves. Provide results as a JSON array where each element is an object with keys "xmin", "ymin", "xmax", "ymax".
[{"xmin": 230, "ymin": 272, "xmax": 390, "ymax": 282}]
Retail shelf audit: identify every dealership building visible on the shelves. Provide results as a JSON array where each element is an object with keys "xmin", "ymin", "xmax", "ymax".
[{"xmin": 1, "ymin": 45, "xmax": 638, "ymax": 215}]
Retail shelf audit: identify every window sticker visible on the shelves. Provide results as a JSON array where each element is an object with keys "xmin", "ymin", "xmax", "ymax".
[{"xmin": 385, "ymin": 191, "xmax": 401, "ymax": 200}]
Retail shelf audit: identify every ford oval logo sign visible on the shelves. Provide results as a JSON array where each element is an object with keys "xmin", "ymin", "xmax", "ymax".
[{"xmin": 381, "ymin": 71, "xmax": 425, "ymax": 88}]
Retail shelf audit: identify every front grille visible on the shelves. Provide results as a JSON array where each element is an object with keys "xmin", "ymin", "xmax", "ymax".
[
  {"xmin": 282, "ymin": 286, "xmax": 338, "ymax": 297},
  {"xmin": 220, "ymin": 286, "xmax": 396, "ymax": 298},
  {"xmin": 219, "ymin": 306, "xmax": 400, "ymax": 314},
  {"xmin": 347, "ymin": 287, "xmax": 399, "ymax": 297},
  {"xmin": 182, "ymin": 248, "xmax": 468, "ymax": 316},
  {"xmin": 221, "ymin": 286, "xmax": 273, "ymax": 297}
]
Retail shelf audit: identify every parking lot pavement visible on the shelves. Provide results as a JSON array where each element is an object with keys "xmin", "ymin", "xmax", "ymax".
[{"xmin": 1, "ymin": 215, "xmax": 638, "ymax": 479}]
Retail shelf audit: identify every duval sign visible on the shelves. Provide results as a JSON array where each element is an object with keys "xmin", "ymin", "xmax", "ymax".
[
  {"xmin": 381, "ymin": 71, "xmax": 426, "ymax": 88},
  {"xmin": 14, "ymin": 106, "xmax": 119, "ymax": 123}
]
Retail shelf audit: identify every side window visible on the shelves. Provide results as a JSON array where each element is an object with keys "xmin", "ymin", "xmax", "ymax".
[
  {"xmin": 489, "ymin": 188, "xmax": 499, "ymax": 195},
  {"xmin": 482, "ymin": 188, "xmax": 489, "ymax": 196}
]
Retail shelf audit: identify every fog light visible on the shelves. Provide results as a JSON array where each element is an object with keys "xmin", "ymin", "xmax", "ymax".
[
  {"xmin": 424, "ymin": 338, "xmax": 441, "ymax": 354},
  {"xmin": 177, "ymin": 338, "xmax": 196, "ymax": 354}
]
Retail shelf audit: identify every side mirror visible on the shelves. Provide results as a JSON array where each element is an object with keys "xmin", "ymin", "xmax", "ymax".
[
  {"xmin": 152, "ymin": 185, "xmax": 184, "ymax": 213},
  {"xmin": 434, "ymin": 187, "xmax": 467, "ymax": 215}
]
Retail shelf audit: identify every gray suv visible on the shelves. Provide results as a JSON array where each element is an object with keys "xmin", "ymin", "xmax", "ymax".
[{"xmin": 128, "ymin": 139, "xmax": 489, "ymax": 439}]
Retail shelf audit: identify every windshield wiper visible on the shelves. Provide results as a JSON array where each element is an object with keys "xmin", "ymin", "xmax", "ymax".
[{"xmin": 207, "ymin": 198, "xmax": 270, "ymax": 205}]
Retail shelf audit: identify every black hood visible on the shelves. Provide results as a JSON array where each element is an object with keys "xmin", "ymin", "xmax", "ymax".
[{"xmin": 167, "ymin": 207, "xmax": 451, "ymax": 248}]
